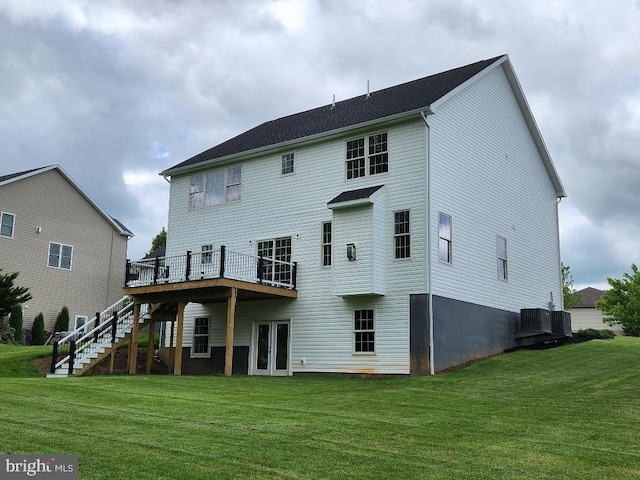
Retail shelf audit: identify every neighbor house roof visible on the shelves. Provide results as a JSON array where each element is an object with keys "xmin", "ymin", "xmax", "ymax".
[
  {"xmin": 574, "ymin": 287, "xmax": 604, "ymax": 308},
  {"xmin": 0, "ymin": 165, "xmax": 133, "ymax": 237},
  {"xmin": 163, "ymin": 55, "xmax": 565, "ymax": 198}
]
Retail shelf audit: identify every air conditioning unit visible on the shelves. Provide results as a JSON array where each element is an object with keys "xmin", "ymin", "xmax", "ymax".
[
  {"xmin": 551, "ymin": 311, "xmax": 572, "ymax": 336},
  {"xmin": 519, "ymin": 308, "xmax": 552, "ymax": 334}
]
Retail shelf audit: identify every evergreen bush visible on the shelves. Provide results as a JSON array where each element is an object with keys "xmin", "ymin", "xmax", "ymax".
[
  {"xmin": 54, "ymin": 306, "xmax": 70, "ymax": 332},
  {"xmin": 31, "ymin": 313, "xmax": 45, "ymax": 345},
  {"xmin": 8, "ymin": 305, "xmax": 23, "ymax": 344}
]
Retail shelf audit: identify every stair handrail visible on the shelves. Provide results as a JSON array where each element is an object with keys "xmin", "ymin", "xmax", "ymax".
[{"xmin": 51, "ymin": 297, "xmax": 148, "ymax": 373}]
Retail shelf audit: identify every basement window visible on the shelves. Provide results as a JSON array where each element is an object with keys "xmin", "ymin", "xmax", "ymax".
[
  {"xmin": 191, "ymin": 317, "xmax": 210, "ymax": 358},
  {"xmin": 354, "ymin": 309, "xmax": 375, "ymax": 354}
]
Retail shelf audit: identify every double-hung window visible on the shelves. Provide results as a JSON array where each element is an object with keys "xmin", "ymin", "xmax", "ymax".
[
  {"xmin": 281, "ymin": 152, "xmax": 295, "ymax": 175},
  {"xmin": 354, "ymin": 309, "xmax": 375, "ymax": 353},
  {"xmin": 257, "ymin": 237, "xmax": 292, "ymax": 285},
  {"xmin": 192, "ymin": 317, "xmax": 210, "ymax": 357},
  {"xmin": 321, "ymin": 222, "xmax": 332, "ymax": 266},
  {"xmin": 497, "ymin": 236, "xmax": 508, "ymax": 280},
  {"xmin": 439, "ymin": 213, "xmax": 452, "ymax": 264},
  {"xmin": 201, "ymin": 244, "xmax": 213, "ymax": 264},
  {"xmin": 48, "ymin": 242, "xmax": 73, "ymax": 270},
  {"xmin": 394, "ymin": 211, "xmax": 410, "ymax": 259},
  {"xmin": 346, "ymin": 132, "xmax": 388, "ymax": 179},
  {"xmin": 1, "ymin": 212, "xmax": 15, "ymax": 238},
  {"xmin": 190, "ymin": 166, "xmax": 242, "ymax": 209}
]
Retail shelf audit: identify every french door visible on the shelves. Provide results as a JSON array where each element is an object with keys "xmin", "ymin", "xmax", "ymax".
[{"xmin": 252, "ymin": 321, "xmax": 290, "ymax": 376}]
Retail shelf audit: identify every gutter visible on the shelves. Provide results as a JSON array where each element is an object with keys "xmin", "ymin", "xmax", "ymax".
[{"xmin": 420, "ymin": 109, "xmax": 435, "ymax": 376}]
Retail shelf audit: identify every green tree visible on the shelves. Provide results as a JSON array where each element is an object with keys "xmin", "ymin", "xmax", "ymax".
[
  {"xmin": 562, "ymin": 263, "xmax": 582, "ymax": 310},
  {"xmin": 0, "ymin": 269, "xmax": 32, "ymax": 318},
  {"xmin": 8, "ymin": 304, "xmax": 23, "ymax": 344},
  {"xmin": 596, "ymin": 264, "xmax": 640, "ymax": 336},
  {"xmin": 54, "ymin": 306, "xmax": 70, "ymax": 332},
  {"xmin": 31, "ymin": 313, "xmax": 45, "ymax": 345},
  {"xmin": 148, "ymin": 227, "xmax": 167, "ymax": 255}
]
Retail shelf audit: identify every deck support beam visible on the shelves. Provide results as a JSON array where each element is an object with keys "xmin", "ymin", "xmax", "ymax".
[
  {"xmin": 128, "ymin": 303, "xmax": 141, "ymax": 374},
  {"xmin": 173, "ymin": 301, "xmax": 185, "ymax": 375},
  {"xmin": 224, "ymin": 287, "xmax": 238, "ymax": 376},
  {"xmin": 146, "ymin": 320, "xmax": 155, "ymax": 375}
]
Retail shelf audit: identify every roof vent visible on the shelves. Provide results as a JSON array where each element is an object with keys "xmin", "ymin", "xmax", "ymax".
[
  {"xmin": 366, "ymin": 80, "xmax": 370, "ymax": 99},
  {"xmin": 330, "ymin": 94, "xmax": 335, "ymax": 110}
]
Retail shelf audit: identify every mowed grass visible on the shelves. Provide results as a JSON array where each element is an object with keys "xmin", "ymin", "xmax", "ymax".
[{"xmin": 1, "ymin": 338, "xmax": 639, "ymax": 479}]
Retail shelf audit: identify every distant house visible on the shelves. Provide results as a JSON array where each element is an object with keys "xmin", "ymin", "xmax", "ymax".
[
  {"xmin": 570, "ymin": 287, "xmax": 621, "ymax": 333},
  {"xmin": 117, "ymin": 54, "xmax": 571, "ymax": 377},
  {"xmin": 0, "ymin": 165, "xmax": 133, "ymax": 333}
]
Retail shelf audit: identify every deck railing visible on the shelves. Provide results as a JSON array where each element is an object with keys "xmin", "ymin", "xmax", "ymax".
[{"xmin": 126, "ymin": 245, "xmax": 297, "ymax": 290}]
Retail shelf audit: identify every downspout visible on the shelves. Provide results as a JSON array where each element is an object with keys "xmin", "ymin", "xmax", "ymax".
[
  {"xmin": 556, "ymin": 197, "xmax": 564, "ymax": 310},
  {"xmin": 420, "ymin": 110, "xmax": 435, "ymax": 375}
]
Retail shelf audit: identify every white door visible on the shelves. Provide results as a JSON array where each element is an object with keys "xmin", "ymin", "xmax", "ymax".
[{"xmin": 252, "ymin": 321, "xmax": 290, "ymax": 376}]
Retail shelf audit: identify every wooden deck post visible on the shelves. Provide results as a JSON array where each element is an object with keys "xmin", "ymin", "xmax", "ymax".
[
  {"xmin": 128, "ymin": 303, "xmax": 141, "ymax": 374},
  {"xmin": 174, "ymin": 301, "xmax": 185, "ymax": 375},
  {"xmin": 146, "ymin": 320, "xmax": 155, "ymax": 375},
  {"xmin": 224, "ymin": 287, "xmax": 238, "ymax": 376}
]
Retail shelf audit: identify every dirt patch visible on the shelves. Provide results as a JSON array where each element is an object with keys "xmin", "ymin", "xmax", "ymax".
[{"xmin": 33, "ymin": 347, "xmax": 170, "ymax": 376}]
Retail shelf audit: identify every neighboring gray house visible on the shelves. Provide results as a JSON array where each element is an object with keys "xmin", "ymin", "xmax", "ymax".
[
  {"xmin": 570, "ymin": 287, "xmax": 621, "ymax": 333},
  {"xmin": 123, "ymin": 54, "xmax": 568, "ymax": 376},
  {"xmin": 0, "ymin": 165, "xmax": 132, "ymax": 332}
]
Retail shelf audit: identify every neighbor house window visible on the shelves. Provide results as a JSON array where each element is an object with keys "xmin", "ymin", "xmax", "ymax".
[
  {"xmin": 346, "ymin": 132, "xmax": 388, "ymax": 179},
  {"xmin": 439, "ymin": 213, "xmax": 452, "ymax": 264},
  {"xmin": 322, "ymin": 222, "xmax": 332, "ymax": 266},
  {"xmin": 394, "ymin": 211, "xmax": 410, "ymax": 259},
  {"xmin": 497, "ymin": 236, "xmax": 508, "ymax": 280},
  {"xmin": 190, "ymin": 166, "xmax": 242, "ymax": 209},
  {"xmin": 192, "ymin": 317, "xmax": 210, "ymax": 357},
  {"xmin": 48, "ymin": 242, "xmax": 73, "ymax": 270},
  {"xmin": 281, "ymin": 152, "xmax": 295, "ymax": 175},
  {"xmin": 75, "ymin": 315, "xmax": 88, "ymax": 331},
  {"xmin": 1, "ymin": 212, "xmax": 15, "ymax": 238},
  {"xmin": 354, "ymin": 309, "xmax": 375, "ymax": 353},
  {"xmin": 257, "ymin": 237, "xmax": 292, "ymax": 285},
  {"xmin": 201, "ymin": 244, "xmax": 213, "ymax": 264}
]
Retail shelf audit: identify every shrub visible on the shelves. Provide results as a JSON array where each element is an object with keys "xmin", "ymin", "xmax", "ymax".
[
  {"xmin": 575, "ymin": 328, "xmax": 616, "ymax": 340},
  {"xmin": 0, "ymin": 318, "xmax": 16, "ymax": 344},
  {"xmin": 31, "ymin": 313, "xmax": 45, "ymax": 345},
  {"xmin": 54, "ymin": 306, "xmax": 70, "ymax": 332},
  {"xmin": 8, "ymin": 305, "xmax": 23, "ymax": 344},
  {"xmin": 622, "ymin": 325, "xmax": 640, "ymax": 337}
]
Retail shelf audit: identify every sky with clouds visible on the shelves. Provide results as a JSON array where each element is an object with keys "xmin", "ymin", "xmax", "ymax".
[{"xmin": 1, "ymin": 0, "xmax": 638, "ymax": 290}]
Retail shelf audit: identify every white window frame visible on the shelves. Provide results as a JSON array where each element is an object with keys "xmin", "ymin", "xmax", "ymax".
[
  {"xmin": 75, "ymin": 315, "xmax": 88, "ymax": 332},
  {"xmin": 257, "ymin": 237, "xmax": 292, "ymax": 285},
  {"xmin": 201, "ymin": 244, "xmax": 213, "ymax": 264},
  {"xmin": 394, "ymin": 210, "xmax": 410, "ymax": 259},
  {"xmin": 281, "ymin": 152, "xmax": 295, "ymax": 175},
  {"xmin": 438, "ymin": 213, "xmax": 452, "ymax": 264},
  {"xmin": 189, "ymin": 165, "xmax": 242, "ymax": 209},
  {"xmin": 345, "ymin": 132, "xmax": 388, "ymax": 179},
  {"xmin": 191, "ymin": 317, "xmax": 210, "ymax": 358},
  {"xmin": 497, "ymin": 236, "xmax": 508, "ymax": 281},
  {"xmin": 321, "ymin": 221, "xmax": 332, "ymax": 267},
  {"xmin": 48, "ymin": 242, "xmax": 73, "ymax": 270},
  {"xmin": 0, "ymin": 212, "xmax": 15, "ymax": 238},
  {"xmin": 353, "ymin": 309, "xmax": 375, "ymax": 355}
]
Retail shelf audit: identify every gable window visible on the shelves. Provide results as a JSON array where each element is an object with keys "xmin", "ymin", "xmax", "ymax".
[
  {"xmin": 190, "ymin": 166, "xmax": 242, "ymax": 209},
  {"xmin": 281, "ymin": 152, "xmax": 295, "ymax": 175},
  {"xmin": 257, "ymin": 237, "xmax": 292, "ymax": 285},
  {"xmin": 394, "ymin": 211, "xmax": 410, "ymax": 259},
  {"xmin": 346, "ymin": 132, "xmax": 388, "ymax": 179},
  {"xmin": 192, "ymin": 317, "xmax": 210, "ymax": 358},
  {"xmin": 1, "ymin": 212, "xmax": 15, "ymax": 238},
  {"xmin": 321, "ymin": 222, "xmax": 332, "ymax": 266},
  {"xmin": 497, "ymin": 236, "xmax": 508, "ymax": 280},
  {"xmin": 354, "ymin": 309, "xmax": 375, "ymax": 354},
  {"xmin": 48, "ymin": 242, "xmax": 73, "ymax": 270},
  {"xmin": 439, "ymin": 213, "xmax": 452, "ymax": 264}
]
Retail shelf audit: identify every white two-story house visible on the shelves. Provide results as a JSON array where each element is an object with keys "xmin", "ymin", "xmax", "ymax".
[{"xmin": 125, "ymin": 54, "xmax": 566, "ymax": 376}]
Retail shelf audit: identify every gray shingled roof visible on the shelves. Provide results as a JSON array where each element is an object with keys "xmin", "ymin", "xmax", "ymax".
[
  {"xmin": 328, "ymin": 185, "xmax": 384, "ymax": 205},
  {"xmin": 0, "ymin": 167, "xmax": 45, "ymax": 184},
  {"xmin": 164, "ymin": 56, "xmax": 504, "ymax": 174},
  {"xmin": 575, "ymin": 287, "xmax": 604, "ymax": 308}
]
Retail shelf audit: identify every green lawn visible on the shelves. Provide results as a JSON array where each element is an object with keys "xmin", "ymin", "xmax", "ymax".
[{"xmin": 1, "ymin": 338, "xmax": 639, "ymax": 479}]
